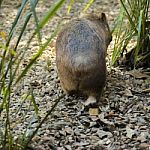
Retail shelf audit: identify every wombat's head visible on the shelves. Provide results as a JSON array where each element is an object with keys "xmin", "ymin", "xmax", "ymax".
[{"xmin": 84, "ymin": 13, "xmax": 112, "ymax": 46}]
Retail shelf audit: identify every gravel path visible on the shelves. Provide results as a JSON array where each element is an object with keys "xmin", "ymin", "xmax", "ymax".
[{"xmin": 0, "ymin": 0, "xmax": 150, "ymax": 150}]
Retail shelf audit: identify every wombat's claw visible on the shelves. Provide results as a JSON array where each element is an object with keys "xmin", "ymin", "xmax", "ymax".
[{"xmin": 82, "ymin": 96, "xmax": 97, "ymax": 106}]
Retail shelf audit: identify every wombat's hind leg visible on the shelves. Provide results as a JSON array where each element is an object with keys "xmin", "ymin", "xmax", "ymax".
[{"xmin": 60, "ymin": 80, "xmax": 78, "ymax": 95}]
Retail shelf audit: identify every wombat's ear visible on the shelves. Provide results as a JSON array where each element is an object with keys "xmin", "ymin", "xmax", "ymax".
[{"xmin": 100, "ymin": 13, "xmax": 107, "ymax": 22}]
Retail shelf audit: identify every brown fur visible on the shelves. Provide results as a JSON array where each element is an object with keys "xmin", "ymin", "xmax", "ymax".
[{"xmin": 56, "ymin": 13, "xmax": 112, "ymax": 102}]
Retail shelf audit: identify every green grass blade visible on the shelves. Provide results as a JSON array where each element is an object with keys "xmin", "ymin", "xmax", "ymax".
[
  {"xmin": 0, "ymin": 0, "xmax": 3, "ymax": 7},
  {"xmin": 0, "ymin": 12, "xmax": 33, "ymax": 93},
  {"xmin": 111, "ymin": 7, "xmax": 125, "ymax": 66},
  {"xmin": 120, "ymin": 0, "xmax": 138, "ymax": 33},
  {"xmin": 15, "ymin": 22, "xmax": 61, "ymax": 84},
  {"xmin": 23, "ymin": 94, "xmax": 65, "ymax": 150},
  {"xmin": 0, "ymin": 0, "xmax": 28, "ymax": 82},
  {"xmin": 22, "ymin": 0, "xmax": 65, "ymax": 54},
  {"xmin": 29, "ymin": 85, "xmax": 39, "ymax": 114},
  {"xmin": 15, "ymin": 93, "xmax": 29, "ymax": 115},
  {"xmin": 134, "ymin": 10, "xmax": 143, "ymax": 65},
  {"xmin": 37, "ymin": 0, "xmax": 65, "ymax": 30},
  {"xmin": 30, "ymin": 0, "xmax": 42, "ymax": 43},
  {"xmin": 68, "ymin": 0, "xmax": 74, "ymax": 13},
  {"xmin": 14, "ymin": 12, "xmax": 32, "ymax": 51},
  {"xmin": 7, "ymin": 0, "xmax": 28, "ymax": 46},
  {"xmin": 83, "ymin": 0, "xmax": 94, "ymax": 13}
]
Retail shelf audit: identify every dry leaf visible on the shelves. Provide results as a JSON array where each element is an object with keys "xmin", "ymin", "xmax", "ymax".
[
  {"xmin": 137, "ymin": 134, "xmax": 147, "ymax": 142},
  {"xmin": 126, "ymin": 70, "xmax": 150, "ymax": 79},
  {"xmin": 124, "ymin": 89, "xmax": 133, "ymax": 97},
  {"xmin": 0, "ymin": 31, "xmax": 7, "ymax": 40},
  {"xmin": 142, "ymin": 88, "xmax": 150, "ymax": 93},
  {"xmin": 126, "ymin": 126, "xmax": 135, "ymax": 138},
  {"xmin": 96, "ymin": 129, "xmax": 113, "ymax": 138},
  {"xmin": 105, "ymin": 111, "xmax": 119, "ymax": 118},
  {"xmin": 98, "ymin": 113, "xmax": 115, "ymax": 127},
  {"xmin": 139, "ymin": 143, "xmax": 150, "ymax": 149},
  {"xmin": 89, "ymin": 108, "xmax": 99, "ymax": 116}
]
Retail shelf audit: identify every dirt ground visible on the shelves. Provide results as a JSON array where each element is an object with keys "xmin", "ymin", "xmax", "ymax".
[{"xmin": 0, "ymin": 0, "xmax": 150, "ymax": 150}]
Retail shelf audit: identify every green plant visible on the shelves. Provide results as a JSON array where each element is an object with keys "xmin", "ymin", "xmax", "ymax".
[
  {"xmin": 0, "ymin": 0, "xmax": 65, "ymax": 149},
  {"xmin": 68, "ymin": 0, "xmax": 94, "ymax": 13},
  {"xmin": 112, "ymin": 0, "xmax": 150, "ymax": 69}
]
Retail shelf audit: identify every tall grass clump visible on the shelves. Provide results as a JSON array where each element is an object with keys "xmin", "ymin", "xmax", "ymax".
[
  {"xmin": 0, "ymin": 0, "xmax": 65, "ymax": 149},
  {"xmin": 112, "ymin": 0, "xmax": 150, "ymax": 69}
]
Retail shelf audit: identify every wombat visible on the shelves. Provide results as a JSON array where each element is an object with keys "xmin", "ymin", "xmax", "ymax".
[{"xmin": 56, "ymin": 13, "xmax": 112, "ymax": 104}]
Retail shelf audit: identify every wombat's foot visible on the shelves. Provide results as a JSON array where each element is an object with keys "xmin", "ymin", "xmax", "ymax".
[
  {"xmin": 82, "ymin": 95, "xmax": 97, "ymax": 106},
  {"xmin": 61, "ymin": 87, "xmax": 75, "ymax": 96},
  {"xmin": 59, "ymin": 78, "xmax": 79, "ymax": 95}
]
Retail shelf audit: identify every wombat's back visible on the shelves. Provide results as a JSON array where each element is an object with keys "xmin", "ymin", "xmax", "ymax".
[
  {"xmin": 56, "ymin": 13, "xmax": 111, "ymax": 102},
  {"xmin": 56, "ymin": 19, "xmax": 106, "ymax": 71}
]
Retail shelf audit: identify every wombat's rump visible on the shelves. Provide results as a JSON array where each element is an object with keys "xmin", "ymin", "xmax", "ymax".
[{"xmin": 56, "ymin": 13, "xmax": 112, "ymax": 103}]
